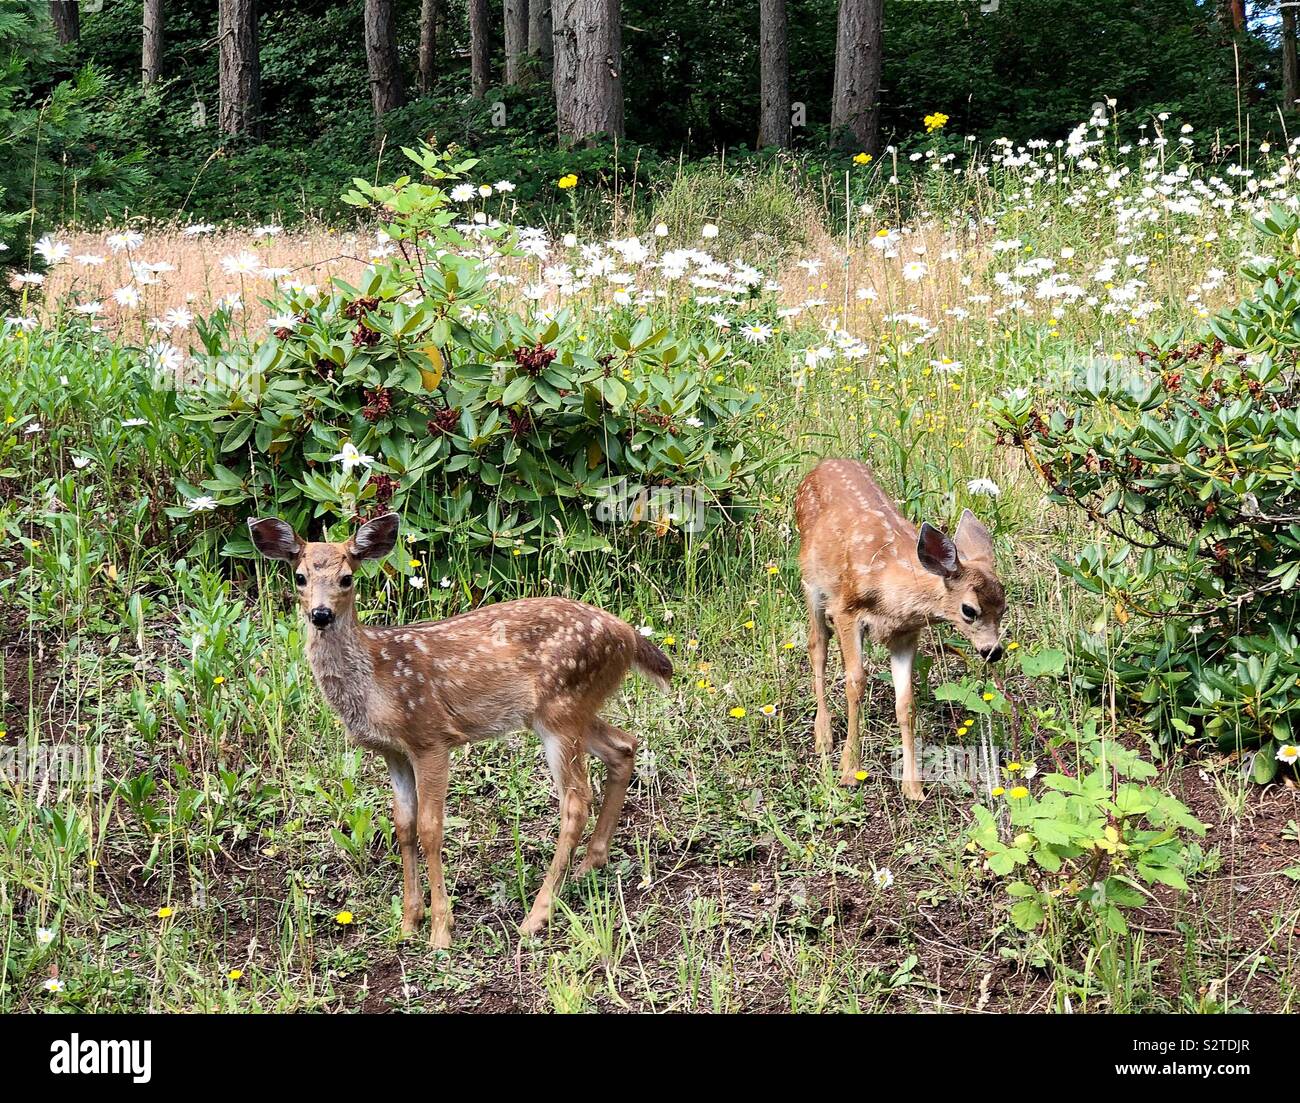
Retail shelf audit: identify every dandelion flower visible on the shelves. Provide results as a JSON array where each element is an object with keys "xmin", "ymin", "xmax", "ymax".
[
  {"xmin": 335, "ymin": 910, "xmax": 354, "ymax": 925},
  {"xmin": 157, "ymin": 906, "xmax": 174, "ymax": 918},
  {"xmin": 1009, "ymin": 786, "xmax": 1029, "ymax": 799},
  {"xmin": 228, "ymin": 969, "xmax": 244, "ymax": 981},
  {"xmin": 729, "ymin": 706, "xmax": 746, "ymax": 719}
]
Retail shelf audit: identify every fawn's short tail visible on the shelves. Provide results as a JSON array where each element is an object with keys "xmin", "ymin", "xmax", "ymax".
[{"xmin": 633, "ymin": 634, "xmax": 673, "ymax": 692}]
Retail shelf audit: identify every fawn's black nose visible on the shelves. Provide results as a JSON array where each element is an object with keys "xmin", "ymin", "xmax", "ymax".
[
  {"xmin": 310, "ymin": 606, "xmax": 335, "ymax": 628},
  {"xmin": 980, "ymin": 644, "xmax": 1004, "ymax": 664}
]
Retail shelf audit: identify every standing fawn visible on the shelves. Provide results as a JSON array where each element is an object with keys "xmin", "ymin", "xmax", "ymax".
[
  {"xmin": 795, "ymin": 459, "xmax": 1007, "ymax": 800},
  {"xmin": 249, "ymin": 512, "xmax": 672, "ymax": 946}
]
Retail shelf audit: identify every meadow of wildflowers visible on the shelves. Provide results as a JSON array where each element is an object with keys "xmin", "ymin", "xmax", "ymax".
[{"xmin": 2, "ymin": 111, "xmax": 1298, "ymax": 1013}]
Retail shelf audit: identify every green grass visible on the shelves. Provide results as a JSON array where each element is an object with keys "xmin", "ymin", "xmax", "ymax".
[{"xmin": 4, "ymin": 130, "xmax": 1300, "ymax": 1012}]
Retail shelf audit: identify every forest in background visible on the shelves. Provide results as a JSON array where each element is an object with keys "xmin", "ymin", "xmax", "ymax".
[{"xmin": 10, "ymin": 0, "xmax": 1300, "ymax": 230}]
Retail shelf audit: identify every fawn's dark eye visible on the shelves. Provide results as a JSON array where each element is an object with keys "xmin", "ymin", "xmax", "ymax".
[
  {"xmin": 961, "ymin": 603, "xmax": 979, "ymax": 622},
  {"xmin": 339, "ymin": 575, "xmax": 353, "ymax": 588},
  {"xmin": 294, "ymin": 573, "xmax": 306, "ymax": 587}
]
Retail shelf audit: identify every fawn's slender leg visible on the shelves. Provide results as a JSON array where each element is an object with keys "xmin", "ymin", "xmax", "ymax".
[
  {"xmin": 835, "ymin": 613, "xmax": 867, "ymax": 786},
  {"xmin": 523, "ymin": 721, "xmax": 592, "ymax": 936},
  {"xmin": 576, "ymin": 718, "xmax": 637, "ymax": 876},
  {"xmin": 891, "ymin": 637, "xmax": 924, "ymax": 801},
  {"xmin": 383, "ymin": 750, "xmax": 424, "ymax": 937},
  {"xmin": 412, "ymin": 744, "xmax": 453, "ymax": 948},
  {"xmin": 805, "ymin": 584, "xmax": 833, "ymax": 754}
]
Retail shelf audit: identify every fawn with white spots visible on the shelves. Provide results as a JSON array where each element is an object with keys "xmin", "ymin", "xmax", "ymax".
[
  {"xmin": 795, "ymin": 459, "xmax": 1007, "ymax": 800},
  {"xmin": 249, "ymin": 512, "xmax": 672, "ymax": 946}
]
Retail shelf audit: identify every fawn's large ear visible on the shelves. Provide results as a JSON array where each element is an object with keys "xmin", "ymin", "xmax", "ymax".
[
  {"xmin": 347, "ymin": 513, "xmax": 399, "ymax": 561},
  {"xmin": 248, "ymin": 518, "xmax": 301, "ymax": 561},
  {"xmin": 954, "ymin": 508, "xmax": 994, "ymax": 564},
  {"xmin": 917, "ymin": 522, "xmax": 960, "ymax": 579}
]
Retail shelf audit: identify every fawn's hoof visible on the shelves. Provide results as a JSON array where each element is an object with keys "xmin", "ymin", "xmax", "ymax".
[
  {"xmin": 575, "ymin": 853, "xmax": 607, "ymax": 877},
  {"xmin": 518, "ymin": 912, "xmax": 549, "ymax": 938},
  {"xmin": 838, "ymin": 770, "xmax": 864, "ymax": 788},
  {"xmin": 429, "ymin": 925, "xmax": 452, "ymax": 949},
  {"xmin": 901, "ymin": 780, "xmax": 925, "ymax": 802},
  {"xmin": 400, "ymin": 904, "xmax": 425, "ymax": 938}
]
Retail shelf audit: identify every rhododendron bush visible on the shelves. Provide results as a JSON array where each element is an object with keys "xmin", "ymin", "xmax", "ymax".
[
  {"xmin": 176, "ymin": 147, "xmax": 774, "ymax": 580},
  {"xmin": 994, "ymin": 204, "xmax": 1300, "ymax": 777}
]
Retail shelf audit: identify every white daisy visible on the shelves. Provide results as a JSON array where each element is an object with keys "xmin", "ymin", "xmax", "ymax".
[{"xmin": 331, "ymin": 441, "xmax": 374, "ymax": 474}]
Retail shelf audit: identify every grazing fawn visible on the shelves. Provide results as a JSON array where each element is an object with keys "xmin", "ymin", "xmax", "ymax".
[
  {"xmin": 795, "ymin": 459, "xmax": 1007, "ymax": 800},
  {"xmin": 249, "ymin": 512, "xmax": 672, "ymax": 946}
]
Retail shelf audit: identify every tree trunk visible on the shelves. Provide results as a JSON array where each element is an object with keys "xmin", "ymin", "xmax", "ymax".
[
  {"xmin": 49, "ymin": 2, "xmax": 79, "ymax": 45},
  {"xmin": 143, "ymin": 0, "xmax": 165, "ymax": 86},
  {"xmin": 1219, "ymin": 0, "xmax": 1246, "ymax": 32},
  {"xmin": 218, "ymin": 0, "xmax": 260, "ymax": 137},
  {"xmin": 830, "ymin": 0, "xmax": 883, "ymax": 153},
  {"xmin": 553, "ymin": 0, "xmax": 623, "ymax": 143},
  {"xmin": 528, "ymin": 0, "xmax": 553, "ymax": 78},
  {"xmin": 365, "ymin": 0, "xmax": 407, "ymax": 117},
  {"xmin": 757, "ymin": 0, "xmax": 790, "ymax": 148},
  {"xmin": 470, "ymin": 0, "xmax": 491, "ymax": 96},
  {"xmin": 418, "ymin": 0, "xmax": 439, "ymax": 93},
  {"xmin": 505, "ymin": 0, "xmax": 529, "ymax": 85},
  {"xmin": 1284, "ymin": 4, "xmax": 1300, "ymax": 107}
]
